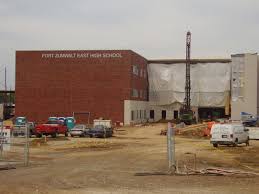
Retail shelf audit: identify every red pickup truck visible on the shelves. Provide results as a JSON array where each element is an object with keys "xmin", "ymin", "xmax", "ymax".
[{"xmin": 35, "ymin": 120, "xmax": 68, "ymax": 138}]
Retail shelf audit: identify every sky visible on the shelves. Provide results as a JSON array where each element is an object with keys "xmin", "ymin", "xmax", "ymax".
[{"xmin": 0, "ymin": 0, "xmax": 259, "ymax": 89}]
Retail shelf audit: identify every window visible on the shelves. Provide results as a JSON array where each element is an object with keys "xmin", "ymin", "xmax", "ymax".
[
  {"xmin": 132, "ymin": 65, "xmax": 139, "ymax": 75},
  {"xmin": 150, "ymin": 110, "xmax": 154, "ymax": 119},
  {"xmin": 140, "ymin": 110, "xmax": 142, "ymax": 119},
  {"xmin": 144, "ymin": 110, "xmax": 146, "ymax": 119},
  {"xmin": 136, "ymin": 110, "xmax": 139, "ymax": 119},
  {"xmin": 132, "ymin": 89, "xmax": 138, "ymax": 97},
  {"xmin": 131, "ymin": 110, "xmax": 134, "ymax": 121},
  {"xmin": 140, "ymin": 90, "xmax": 143, "ymax": 98},
  {"xmin": 140, "ymin": 69, "xmax": 143, "ymax": 77},
  {"xmin": 143, "ymin": 90, "xmax": 147, "ymax": 99}
]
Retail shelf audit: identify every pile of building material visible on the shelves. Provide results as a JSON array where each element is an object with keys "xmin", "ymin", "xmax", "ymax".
[
  {"xmin": 160, "ymin": 123, "xmax": 208, "ymax": 137},
  {"xmin": 177, "ymin": 123, "xmax": 207, "ymax": 136}
]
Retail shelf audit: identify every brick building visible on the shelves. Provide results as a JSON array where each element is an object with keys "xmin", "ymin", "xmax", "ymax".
[{"xmin": 15, "ymin": 50, "xmax": 148, "ymax": 124}]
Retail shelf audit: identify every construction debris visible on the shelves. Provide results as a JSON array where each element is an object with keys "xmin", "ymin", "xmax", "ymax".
[
  {"xmin": 183, "ymin": 167, "xmax": 259, "ymax": 177},
  {"xmin": 0, "ymin": 166, "xmax": 16, "ymax": 171},
  {"xmin": 135, "ymin": 167, "xmax": 259, "ymax": 177}
]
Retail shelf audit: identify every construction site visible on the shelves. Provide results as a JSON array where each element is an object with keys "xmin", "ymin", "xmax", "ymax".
[{"xmin": 0, "ymin": 31, "xmax": 259, "ymax": 194}]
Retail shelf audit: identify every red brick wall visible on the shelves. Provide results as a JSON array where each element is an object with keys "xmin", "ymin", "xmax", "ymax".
[
  {"xmin": 130, "ymin": 51, "xmax": 149, "ymax": 101},
  {"xmin": 16, "ymin": 50, "xmax": 147, "ymax": 124}
]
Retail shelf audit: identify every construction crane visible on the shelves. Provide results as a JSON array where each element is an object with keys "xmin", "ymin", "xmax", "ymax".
[{"xmin": 180, "ymin": 31, "xmax": 195, "ymax": 125}]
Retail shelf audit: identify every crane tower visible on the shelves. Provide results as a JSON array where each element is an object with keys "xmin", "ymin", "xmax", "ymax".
[
  {"xmin": 179, "ymin": 31, "xmax": 194, "ymax": 125},
  {"xmin": 184, "ymin": 31, "xmax": 191, "ymax": 110}
]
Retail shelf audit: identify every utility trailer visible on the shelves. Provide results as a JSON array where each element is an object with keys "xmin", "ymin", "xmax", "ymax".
[{"xmin": 93, "ymin": 119, "xmax": 112, "ymax": 130}]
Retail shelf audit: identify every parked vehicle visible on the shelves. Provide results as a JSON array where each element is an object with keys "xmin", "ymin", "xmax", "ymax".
[
  {"xmin": 210, "ymin": 123, "xmax": 249, "ymax": 147},
  {"xmin": 89, "ymin": 125, "xmax": 113, "ymax": 138},
  {"xmin": 93, "ymin": 119, "xmax": 112, "ymax": 130},
  {"xmin": 241, "ymin": 112, "xmax": 258, "ymax": 127},
  {"xmin": 70, "ymin": 124, "xmax": 89, "ymax": 137},
  {"xmin": 35, "ymin": 120, "xmax": 68, "ymax": 138},
  {"xmin": 12, "ymin": 117, "xmax": 37, "ymax": 137},
  {"xmin": 48, "ymin": 117, "xmax": 58, "ymax": 122},
  {"xmin": 12, "ymin": 117, "xmax": 27, "ymax": 136},
  {"xmin": 58, "ymin": 117, "xmax": 66, "ymax": 123},
  {"xmin": 14, "ymin": 117, "xmax": 27, "ymax": 125}
]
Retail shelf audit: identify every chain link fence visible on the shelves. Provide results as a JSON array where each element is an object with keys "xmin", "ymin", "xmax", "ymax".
[{"xmin": 0, "ymin": 121, "xmax": 29, "ymax": 168}]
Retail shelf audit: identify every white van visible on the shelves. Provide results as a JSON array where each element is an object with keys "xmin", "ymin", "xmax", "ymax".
[{"xmin": 210, "ymin": 123, "xmax": 249, "ymax": 147}]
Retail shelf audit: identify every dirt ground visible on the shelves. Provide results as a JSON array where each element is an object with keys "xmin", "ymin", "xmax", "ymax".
[{"xmin": 0, "ymin": 123, "xmax": 259, "ymax": 194}]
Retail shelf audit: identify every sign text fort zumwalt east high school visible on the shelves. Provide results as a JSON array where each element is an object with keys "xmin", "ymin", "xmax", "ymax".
[{"xmin": 41, "ymin": 52, "xmax": 123, "ymax": 59}]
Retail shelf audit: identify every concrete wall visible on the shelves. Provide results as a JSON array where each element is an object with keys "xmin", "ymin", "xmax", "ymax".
[
  {"xmin": 124, "ymin": 100, "xmax": 149, "ymax": 125},
  {"xmin": 231, "ymin": 53, "xmax": 258, "ymax": 120},
  {"xmin": 124, "ymin": 100, "xmax": 185, "ymax": 125},
  {"xmin": 149, "ymin": 103, "xmax": 182, "ymax": 122}
]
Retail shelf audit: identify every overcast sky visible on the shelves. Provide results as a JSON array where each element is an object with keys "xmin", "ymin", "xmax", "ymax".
[{"xmin": 0, "ymin": 0, "xmax": 259, "ymax": 89}]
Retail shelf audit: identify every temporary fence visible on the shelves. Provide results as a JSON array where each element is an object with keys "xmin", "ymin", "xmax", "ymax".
[{"xmin": 0, "ymin": 121, "xmax": 29, "ymax": 168}]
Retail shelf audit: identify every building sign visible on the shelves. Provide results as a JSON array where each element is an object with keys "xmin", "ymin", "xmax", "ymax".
[
  {"xmin": 0, "ymin": 128, "xmax": 11, "ymax": 151},
  {"xmin": 42, "ymin": 52, "xmax": 123, "ymax": 59}
]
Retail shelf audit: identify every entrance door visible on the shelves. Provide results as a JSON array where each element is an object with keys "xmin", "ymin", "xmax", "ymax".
[
  {"xmin": 174, "ymin": 110, "xmax": 179, "ymax": 119},
  {"xmin": 162, "ymin": 110, "xmax": 166, "ymax": 120},
  {"xmin": 150, "ymin": 110, "xmax": 155, "ymax": 119}
]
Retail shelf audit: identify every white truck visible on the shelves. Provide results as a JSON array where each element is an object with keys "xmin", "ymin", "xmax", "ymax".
[
  {"xmin": 210, "ymin": 123, "xmax": 249, "ymax": 147},
  {"xmin": 93, "ymin": 119, "xmax": 112, "ymax": 129}
]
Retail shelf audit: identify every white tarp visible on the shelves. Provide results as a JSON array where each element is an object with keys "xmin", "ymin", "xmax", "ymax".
[{"xmin": 148, "ymin": 63, "xmax": 231, "ymax": 107}]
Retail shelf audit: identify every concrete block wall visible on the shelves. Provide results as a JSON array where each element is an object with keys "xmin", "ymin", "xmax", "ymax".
[
  {"xmin": 124, "ymin": 101, "xmax": 186, "ymax": 125},
  {"xmin": 124, "ymin": 100, "xmax": 149, "ymax": 125},
  {"xmin": 231, "ymin": 53, "xmax": 258, "ymax": 120}
]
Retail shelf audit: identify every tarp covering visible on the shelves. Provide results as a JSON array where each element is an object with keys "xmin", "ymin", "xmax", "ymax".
[{"xmin": 148, "ymin": 63, "xmax": 231, "ymax": 107}]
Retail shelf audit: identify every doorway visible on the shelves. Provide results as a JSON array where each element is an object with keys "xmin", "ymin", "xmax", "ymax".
[
  {"xmin": 162, "ymin": 110, "xmax": 166, "ymax": 120},
  {"xmin": 174, "ymin": 110, "xmax": 179, "ymax": 119},
  {"xmin": 150, "ymin": 110, "xmax": 155, "ymax": 119}
]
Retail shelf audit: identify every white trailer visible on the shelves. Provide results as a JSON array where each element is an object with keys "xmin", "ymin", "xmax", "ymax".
[{"xmin": 93, "ymin": 119, "xmax": 112, "ymax": 129}]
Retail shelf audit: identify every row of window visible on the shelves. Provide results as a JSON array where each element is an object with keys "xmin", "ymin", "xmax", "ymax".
[
  {"xmin": 0, "ymin": 132, "xmax": 8, "ymax": 136},
  {"xmin": 132, "ymin": 89, "xmax": 147, "ymax": 99},
  {"xmin": 131, "ymin": 110, "xmax": 179, "ymax": 121},
  {"xmin": 131, "ymin": 110, "xmax": 147, "ymax": 121},
  {"xmin": 132, "ymin": 65, "xmax": 147, "ymax": 78}
]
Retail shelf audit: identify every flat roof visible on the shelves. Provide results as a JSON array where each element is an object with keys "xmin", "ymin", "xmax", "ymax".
[{"xmin": 148, "ymin": 58, "xmax": 231, "ymax": 64}]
